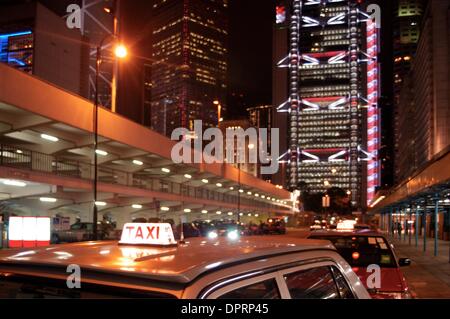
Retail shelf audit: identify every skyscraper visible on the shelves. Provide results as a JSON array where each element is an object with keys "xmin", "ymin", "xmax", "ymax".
[
  {"xmin": 150, "ymin": 0, "xmax": 228, "ymax": 136},
  {"xmin": 395, "ymin": 0, "xmax": 450, "ymax": 182},
  {"xmin": 276, "ymin": 0, "xmax": 381, "ymax": 210},
  {"xmin": 392, "ymin": 0, "xmax": 425, "ymax": 182}
]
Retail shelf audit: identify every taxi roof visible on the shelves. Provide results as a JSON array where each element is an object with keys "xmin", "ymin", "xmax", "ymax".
[
  {"xmin": 308, "ymin": 229, "xmax": 384, "ymax": 237},
  {"xmin": 0, "ymin": 237, "xmax": 334, "ymax": 285}
]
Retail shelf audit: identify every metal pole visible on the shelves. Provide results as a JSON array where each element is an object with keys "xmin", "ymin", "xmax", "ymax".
[
  {"xmin": 423, "ymin": 208, "xmax": 427, "ymax": 252},
  {"xmin": 111, "ymin": 0, "xmax": 120, "ymax": 113},
  {"xmin": 415, "ymin": 205, "xmax": 419, "ymax": 248},
  {"xmin": 409, "ymin": 209, "xmax": 412, "ymax": 245},
  {"xmin": 238, "ymin": 162, "xmax": 241, "ymax": 223},
  {"xmin": 93, "ymin": 46, "xmax": 100, "ymax": 241},
  {"xmin": 389, "ymin": 207, "xmax": 393, "ymax": 238},
  {"xmin": 434, "ymin": 198, "xmax": 439, "ymax": 256}
]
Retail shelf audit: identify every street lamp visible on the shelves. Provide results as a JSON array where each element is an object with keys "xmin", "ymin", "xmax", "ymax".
[{"xmin": 93, "ymin": 36, "xmax": 127, "ymax": 240}]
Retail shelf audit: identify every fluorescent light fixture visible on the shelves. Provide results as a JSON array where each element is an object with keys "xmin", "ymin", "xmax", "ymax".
[
  {"xmin": 267, "ymin": 197, "xmax": 271, "ymax": 200},
  {"xmin": 202, "ymin": 179, "xmax": 209, "ymax": 184},
  {"xmin": 95, "ymin": 201, "xmax": 107, "ymax": 206},
  {"xmin": 247, "ymin": 191, "xmax": 252, "ymax": 195},
  {"xmin": 16, "ymin": 150, "xmax": 23, "ymax": 154},
  {"xmin": 201, "ymin": 210, "xmax": 208, "ymax": 214},
  {"xmin": 184, "ymin": 208, "xmax": 191, "ymax": 213},
  {"xmin": 39, "ymin": 197, "xmax": 57, "ymax": 203},
  {"xmin": 247, "ymin": 213, "xmax": 252, "ymax": 217},
  {"xmin": 261, "ymin": 195, "xmax": 266, "ymax": 199},
  {"xmin": 255, "ymin": 193, "xmax": 259, "ymax": 197},
  {"xmin": 161, "ymin": 206, "xmax": 170, "ymax": 211},
  {"xmin": 229, "ymin": 187, "xmax": 234, "ymax": 190},
  {"xmin": 95, "ymin": 150, "xmax": 108, "ymax": 156},
  {"xmin": 2, "ymin": 180, "xmax": 26, "ymax": 187},
  {"xmin": 41, "ymin": 134, "xmax": 59, "ymax": 142},
  {"xmin": 255, "ymin": 214, "xmax": 259, "ymax": 217},
  {"xmin": 184, "ymin": 174, "xmax": 192, "ymax": 179},
  {"xmin": 216, "ymin": 183, "xmax": 222, "ymax": 187},
  {"xmin": 239, "ymin": 213, "xmax": 243, "ymax": 216},
  {"xmin": 133, "ymin": 160, "xmax": 143, "ymax": 166},
  {"xmin": 239, "ymin": 189, "xmax": 244, "ymax": 193},
  {"xmin": 227, "ymin": 212, "xmax": 233, "ymax": 216},
  {"xmin": 161, "ymin": 168, "xmax": 171, "ymax": 173},
  {"xmin": 216, "ymin": 211, "xmax": 222, "ymax": 215},
  {"xmin": 132, "ymin": 204, "xmax": 143, "ymax": 209}
]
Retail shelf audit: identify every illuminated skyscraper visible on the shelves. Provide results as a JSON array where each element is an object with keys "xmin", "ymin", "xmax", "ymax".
[
  {"xmin": 150, "ymin": 0, "xmax": 228, "ymax": 136},
  {"xmin": 276, "ymin": 0, "xmax": 380, "ymax": 210}
]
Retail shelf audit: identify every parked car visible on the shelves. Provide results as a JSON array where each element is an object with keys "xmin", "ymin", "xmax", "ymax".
[
  {"xmin": 51, "ymin": 222, "xmax": 114, "ymax": 243},
  {"xmin": 266, "ymin": 218, "xmax": 286, "ymax": 234}
]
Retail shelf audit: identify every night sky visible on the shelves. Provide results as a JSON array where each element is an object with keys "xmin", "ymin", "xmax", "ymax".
[{"xmin": 228, "ymin": 0, "xmax": 276, "ymax": 117}]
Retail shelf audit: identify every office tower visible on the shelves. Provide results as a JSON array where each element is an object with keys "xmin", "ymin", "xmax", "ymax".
[
  {"xmin": 276, "ymin": 0, "xmax": 380, "ymax": 210},
  {"xmin": 150, "ymin": 0, "xmax": 228, "ymax": 136},
  {"xmin": 395, "ymin": 0, "xmax": 450, "ymax": 182},
  {"xmin": 248, "ymin": 105, "xmax": 274, "ymax": 182},
  {"xmin": 392, "ymin": 0, "xmax": 425, "ymax": 181},
  {"xmin": 0, "ymin": 1, "xmax": 89, "ymax": 98}
]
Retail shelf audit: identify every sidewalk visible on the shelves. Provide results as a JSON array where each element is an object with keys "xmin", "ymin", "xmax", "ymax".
[{"xmin": 389, "ymin": 234, "xmax": 450, "ymax": 298}]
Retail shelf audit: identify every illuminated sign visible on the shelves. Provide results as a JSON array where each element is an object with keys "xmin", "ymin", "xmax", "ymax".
[
  {"xmin": 276, "ymin": 6, "xmax": 286, "ymax": 24},
  {"xmin": 9, "ymin": 217, "xmax": 51, "ymax": 248},
  {"xmin": 119, "ymin": 223, "xmax": 177, "ymax": 246}
]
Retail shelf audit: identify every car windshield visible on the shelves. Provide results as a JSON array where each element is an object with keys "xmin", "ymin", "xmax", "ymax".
[{"xmin": 309, "ymin": 235, "xmax": 397, "ymax": 268}]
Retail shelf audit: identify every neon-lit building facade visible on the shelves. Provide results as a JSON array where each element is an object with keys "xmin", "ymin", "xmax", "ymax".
[
  {"xmin": 150, "ymin": 0, "xmax": 228, "ymax": 136},
  {"xmin": 277, "ymin": 0, "xmax": 380, "ymax": 209}
]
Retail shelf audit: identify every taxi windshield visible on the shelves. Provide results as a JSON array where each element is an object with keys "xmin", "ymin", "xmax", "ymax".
[{"xmin": 309, "ymin": 236, "xmax": 397, "ymax": 268}]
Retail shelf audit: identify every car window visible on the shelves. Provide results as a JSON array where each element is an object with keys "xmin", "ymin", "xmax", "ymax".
[
  {"xmin": 330, "ymin": 266, "xmax": 355, "ymax": 299},
  {"xmin": 308, "ymin": 236, "xmax": 397, "ymax": 268},
  {"xmin": 284, "ymin": 266, "xmax": 340, "ymax": 299},
  {"xmin": 217, "ymin": 279, "xmax": 280, "ymax": 299}
]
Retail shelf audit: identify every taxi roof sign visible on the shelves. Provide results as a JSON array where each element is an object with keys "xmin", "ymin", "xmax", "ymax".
[
  {"xmin": 336, "ymin": 220, "xmax": 357, "ymax": 231},
  {"xmin": 119, "ymin": 223, "xmax": 177, "ymax": 246}
]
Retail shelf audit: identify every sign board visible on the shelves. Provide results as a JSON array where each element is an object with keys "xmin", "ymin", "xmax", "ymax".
[
  {"xmin": 9, "ymin": 216, "xmax": 51, "ymax": 248},
  {"xmin": 119, "ymin": 223, "xmax": 177, "ymax": 246}
]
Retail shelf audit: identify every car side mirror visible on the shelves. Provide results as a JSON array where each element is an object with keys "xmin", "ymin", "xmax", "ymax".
[{"xmin": 399, "ymin": 258, "xmax": 411, "ymax": 267}]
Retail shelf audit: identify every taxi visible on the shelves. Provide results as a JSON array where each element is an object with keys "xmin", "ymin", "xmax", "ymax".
[
  {"xmin": 0, "ymin": 223, "xmax": 370, "ymax": 299},
  {"xmin": 308, "ymin": 228, "xmax": 412, "ymax": 299}
]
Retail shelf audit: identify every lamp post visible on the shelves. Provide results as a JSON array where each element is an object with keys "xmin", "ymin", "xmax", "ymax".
[
  {"xmin": 214, "ymin": 100, "xmax": 222, "ymax": 126},
  {"xmin": 93, "ymin": 37, "xmax": 127, "ymax": 240}
]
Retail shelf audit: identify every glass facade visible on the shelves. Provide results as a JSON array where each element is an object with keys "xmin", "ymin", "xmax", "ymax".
[
  {"xmin": 0, "ymin": 31, "xmax": 34, "ymax": 74},
  {"xmin": 150, "ymin": 0, "xmax": 228, "ymax": 136}
]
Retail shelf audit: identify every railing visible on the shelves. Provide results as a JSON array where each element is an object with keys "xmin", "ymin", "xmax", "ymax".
[{"xmin": 0, "ymin": 144, "xmax": 282, "ymax": 211}]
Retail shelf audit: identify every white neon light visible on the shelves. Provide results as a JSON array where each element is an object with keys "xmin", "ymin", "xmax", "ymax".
[
  {"xmin": 328, "ymin": 52, "xmax": 347, "ymax": 64},
  {"xmin": 328, "ymin": 150, "xmax": 347, "ymax": 162},
  {"xmin": 327, "ymin": 13, "xmax": 346, "ymax": 25},
  {"xmin": 302, "ymin": 16, "xmax": 320, "ymax": 27}
]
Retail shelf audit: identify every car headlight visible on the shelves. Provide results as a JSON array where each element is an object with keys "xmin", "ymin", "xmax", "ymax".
[
  {"xmin": 227, "ymin": 230, "xmax": 239, "ymax": 241},
  {"xmin": 207, "ymin": 231, "xmax": 218, "ymax": 239}
]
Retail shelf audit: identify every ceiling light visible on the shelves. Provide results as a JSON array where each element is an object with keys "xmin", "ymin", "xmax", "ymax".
[
  {"xmin": 184, "ymin": 208, "xmax": 191, "ymax": 213},
  {"xmin": 161, "ymin": 168, "xmax": 171, "ymax": 173},
  {"xmin": 184, "ymin": 174, "xmax": 192, "ymax": 179},
  {"xmin": 41, "ymin": 134, "xmax": 59, "ymax": 142},
  {"xmin": 201, "ymin": 210, "xmax": 208, "ymax": 214},
  {"xmin": 229, "ymin": 187, "xmax": 234, "ymax": 190},
  {"xmin": 132, "ymin": 204, "xmax": 143, "ymax": 209},
  {"xmin": 95, "ymin": 201, "xmax": 107, "ymax": 206},
  {"xmin": 247, "ymin": 191, "xmax": 252, "ymax": 195},
  {"xmin": 133, "ymin": 160, "xmax": 143, "ymax": 166},
  {"xmin": 16, "ymin": 150, "xmax": 23, "ymax": 154},
  {"xmin": 216, "ymin": 211, "xmax": 222, "ymax": 215},
  {"xmin": 95, "ymin": 149, "xmax": 108, "ymax": 156},
  {"xmin": 40, "ymin": 197, "xmax": 57, "ymax": 203},
  {"xmin": 228, "ymin": 212, "xmax": 233, "ymax": 216},
  {"xmin": 239, "ymin": 189, "xmax": 244, "ymax": 193},
  {"xmin": 261, "ymin": 195, "xmax": 266, "ymax": 199},
  {"xmin": 2, "ymin": 180, "xmax": 26, "ymax": 187},
  {"xmin": 216, "ymin": 183, "xmax": 222, "ymax": 187},
  {"xmin": 161, "ymin": 207, "xmax": 170, "ymax": 211},
  {"xmin": 202, "ymin": 179, "xmax": 209, "ymax": 184},
  {"xmin": 239, "ymin": 213, "xmax": 243, "ymax": 216},
  {"xmin": 247, "ymin": 213, "xmax": 252, "ymax": 217},
  {"xmin": 255, "ymin": 193, "xmax": 259, "ymax": 197}
]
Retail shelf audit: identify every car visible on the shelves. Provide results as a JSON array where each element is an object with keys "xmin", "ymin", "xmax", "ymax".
[
  {"xmin": 310, "ymin": 220, "xmax": 325, "ymax": 231},
  {"xmin": 266, "ymin": 218, "xmax": 286, "ymax": 234},
  {"xmin": 0, "ymin": 222, "xmax": 370, "ymax": 299},
  {"xmin": 308, "ymin": 230, "xmax": 411, "ymax": 299},
  {"xmin": 51, "ymin": 222, "xmax": 114, "ymax": 243},
  {"xmin": 174, "ymin": 223, "xmax": 201, "ymax": 239},
  {"xmin": 208, "ymin": 220, "xmax": 242, "ymax": 238}
]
